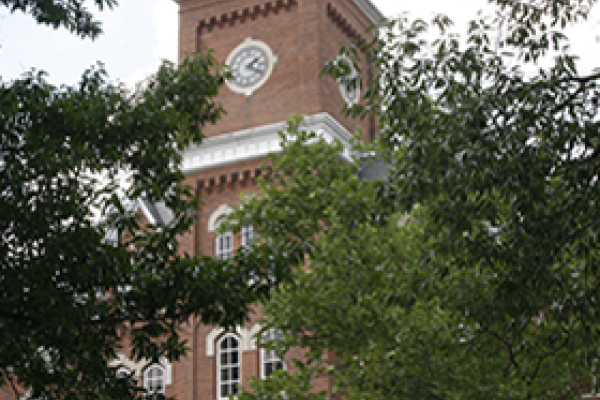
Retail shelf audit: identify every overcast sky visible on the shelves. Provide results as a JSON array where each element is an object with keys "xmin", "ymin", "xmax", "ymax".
[{"xmin": 0, "ymin": 0, "xmax": 598, "ymax": 87}]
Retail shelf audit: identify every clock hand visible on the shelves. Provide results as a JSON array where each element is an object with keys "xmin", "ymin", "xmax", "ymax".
[
  {"xmin": 246, "ymin": 59, "xmax": 265, "ymax": 73},
  {"xmin": 245, "ymin": 57, "xmax": 259, "ymax": 69}
]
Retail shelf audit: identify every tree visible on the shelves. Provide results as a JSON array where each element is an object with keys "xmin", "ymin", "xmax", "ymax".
[
  {"xmin": 228, "ymin": 0, "xmax": 600, "ymax": 398},
  {"xmin": 1, "ymin": 3, "xmax": 276, "ymax": 400},
  {"xmin": 1, "ymin": 0, "xmax": 117, "ymax": 39}
]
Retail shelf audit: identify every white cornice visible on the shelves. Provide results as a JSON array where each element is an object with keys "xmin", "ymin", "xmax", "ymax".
[
  {"xmin": 171, "ymin": 0, "xmax": 385, "ymax": 25},
  {"xmin": 352, "ymin": 0, "xmax": 385, "ymax": 25},
  {"xmin": 181, "ymin": 112, "xmax": 354, "ymax": 175}
]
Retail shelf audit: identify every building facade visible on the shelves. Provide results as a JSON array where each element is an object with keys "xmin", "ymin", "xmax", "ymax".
[{"xmin": 104, "ymin": 1, "xmax": 381, "ymax": 399}]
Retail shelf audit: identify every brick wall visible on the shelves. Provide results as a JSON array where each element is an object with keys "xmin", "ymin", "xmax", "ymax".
[
  {"xmin": 177, "ymin": 0, "xmax": 376, "ymax": 139},
  {"xmin": 169, "ymin": 1, "xmax": 375, "ymax": 399}
]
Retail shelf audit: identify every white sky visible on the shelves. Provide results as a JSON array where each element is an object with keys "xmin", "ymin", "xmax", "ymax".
[{"xmin": 0, "ymin": 0, "xmax": 598, "ymax": 87}]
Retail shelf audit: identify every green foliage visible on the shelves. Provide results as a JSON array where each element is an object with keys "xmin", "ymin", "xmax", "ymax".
[
  {"xmin": 0, "ymin": 2, "xmax": 276, "ymax": 399},
  {"xmin": 0, "ymin": 52, "xmax": 272, "ymax": 400},
  {"xmin": 0, "ymin": 0, "xmax": 117, "ymax": 39},
  {"xmin": 231, "ymin": 1, "xmax": 600, "ymax": 399}
]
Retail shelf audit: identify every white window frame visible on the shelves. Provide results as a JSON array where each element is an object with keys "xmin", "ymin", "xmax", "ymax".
[
  {"xmin": 215, "ymin": 218, "xmax": 233, "ymax": 260},
  {"xmin": 260, "ymin": 329, "xmax": 285, "ymax": 379},
  {"xmin": 143, "ymin": 363, "xmax": 165, "ymax": 395},
  {"xmin": 208, "ymin": 204, "xmax": 234, "ymax": 232},
  {"xmin": 116, "ymin": 366, "xmax": 132, "ymax": 379},
  {"xmin": 241, "ymin": 223, "xmax": 256, "ymax": 247},
  {"xmin": 217, "ymin": 333, "xmax": 242, "ymax": 400}
]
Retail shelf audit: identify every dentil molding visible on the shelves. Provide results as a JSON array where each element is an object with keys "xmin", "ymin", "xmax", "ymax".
[{"xmin": 171, "ymin": 0, "xmax": 384, "ymax": 25}]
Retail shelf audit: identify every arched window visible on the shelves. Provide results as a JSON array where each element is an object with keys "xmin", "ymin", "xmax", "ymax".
[
  {"xmin": 217, "ymin": 334, "xmax": 241, "ymax": 399},
  {"xmin": 241, "ymin": 223, "xmax": 256, "ymax": 247},
  {"xmin": 260, "ymin": 329, "xmax": 284, "ymax": 378},
  {"xmin": 215, "ymin": 218, "xmax": 233, "ymax": 260},
  {"xmin": 144, "ymin": 364, "xmax": 165, "ymax": 395},
  {"xmin": 116, "ymin": 366, "xmax": 131, "ymax": 379}
]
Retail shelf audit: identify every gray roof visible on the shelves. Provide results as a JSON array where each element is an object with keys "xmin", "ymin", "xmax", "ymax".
[
  {"xmin": 357, "ymin": 157, "xmax": 392, "ymax": 182},
  {"xmin": 138, "ymin": 199, "xmax": 175, "ymax": 227}
]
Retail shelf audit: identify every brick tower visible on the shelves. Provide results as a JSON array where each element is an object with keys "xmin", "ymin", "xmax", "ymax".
[{"xmin": 134, "ymin": 1, "xmax": 384, "ymax": 400}]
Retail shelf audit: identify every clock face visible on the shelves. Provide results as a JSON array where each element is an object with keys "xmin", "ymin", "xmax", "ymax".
[
  {"xmin": 337, "ymin": 56, "xmax": 360, "ymax": 105},
  {"xmin": 225, "ymin": 38, "xmax": 276, "ymax": 96},
  {"xmin": 230, "ymin": 46, "xmax": 269, "ymax": 88}
]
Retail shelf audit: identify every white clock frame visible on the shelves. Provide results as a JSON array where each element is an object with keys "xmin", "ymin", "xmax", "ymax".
[
  {"xmin": 225, "ymin": 37, "xmax": 278, "ymax": 97},
  {"xmin": 337, "ymin": 54, "xmax": 361, "ymax": 106}
]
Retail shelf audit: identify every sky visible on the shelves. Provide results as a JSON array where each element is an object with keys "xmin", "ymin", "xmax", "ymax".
[{"xmin": 0, "ymin": 0, "xmax": 598, "ymax": 87}]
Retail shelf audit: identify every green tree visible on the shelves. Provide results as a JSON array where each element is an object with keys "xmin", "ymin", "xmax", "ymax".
[
  {"xmin": 1, "ymin": 2, "xmax": 275, "ymax": 400},
  {"xmin": 1, "ymin": 0, "xmax": 117, "ymax": 39},
  {"xmin": 229, "ymin": 0, "xmax": 600, "ymax": 398}
]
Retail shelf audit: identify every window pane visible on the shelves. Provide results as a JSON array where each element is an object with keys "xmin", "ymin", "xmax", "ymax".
[
  {"xmin": 242, "ymin": 224, "xmax": 255, "ymax": 247},
  {"xmin": 218, "ymin": 335, "xmax": 241, "ymax": 399},
  {"xmin": 261, "ymin": 329, "xmax": 285, "ymax": 379},
  {"xmin": 216, "ymin": 228, "xmax": 233, "ymax": 260},
  {"xmin": 144, "ymin": 365, "xmax": 165, "ymax": 395}
]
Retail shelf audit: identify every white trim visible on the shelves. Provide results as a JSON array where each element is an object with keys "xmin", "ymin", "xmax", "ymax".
[
  {"xmin": 337, "ymin": 55, "xmax": 361, "ymax": 106},
  {"xmin": 260, "ymin": 328, "xmax": 286, "ymax": 379},
  {"xmin": 352, "ymin": 0, "xmax": 385, "ymax": 25},
  {"xmin": 225, "ymin": 37, "xmax": 278, "ymax": 96},
  {"xmin": 206, "ymin": 326, "xmax": 258, "ymax": 356},
  {"xmin": 206, "ymin": 327, "xmax": 225, "ymax": 356},
  {"xmin": 108, "ymin": 354, "xmax": 172, "ymax": 385},
  {"xmin": 216, "ymin": 333, "xmax": 242, "ymax": 400},
  {"xmin": 143, "ymin": 363, "xmax": 166, "ymax": 395},
  {"xmin": 138, "ymin": 199, "xmax": 157, "ymax": 226},
  {"xmin": 116, "ymin": 366, "xmax": 132, "ymax": 378},
  {"xmin": 182, "ymin": 113, "xmax": 354, "ymax": 174},
  {"xmin": 248, "ymin": 323, "xmax": 262, "ymax": 350},
  {"xmin": 241, "ymin": 223, "xmax": 256, "ymax": 247},
  {"xmin": 215, "ymin": 226, "xmax": 233, "ymax": 260},
  {"xmin": 208, "ymin": 204, "xmax": 234, "ymax": 232}
]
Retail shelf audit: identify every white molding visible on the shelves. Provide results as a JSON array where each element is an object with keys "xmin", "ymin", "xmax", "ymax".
[
  {"xmin": 352, "ymin": 0, "xmax": 385, "ymax": 25},
  {"xmin": 182, "ymin": 112, "xmax": 354, "ymax": 174},
  {"xmin": 216, "ymin": 333, "xmax": 242, "ymax": 400},
  {"xmin": 108, "ymin": 353, "xmax": 172, "ymax": 385},
  {"xmin": 248, "ymin": 323, "xmax": 262, "ymax": 350},
  {"xmin": 208, "ymin": 204, "xmax": 234, "ymax": 232},
  {"xmin": 206, "ymin": 327, "xmax": 225, "ymax": 356},
  {"xmin": 337, "ymin": 55, "xmax": 361, "ymax": 106},
  {"xmin": 206, "ymin": 325, "xmax": 260, "ymax": 356},
  {"xmin": 137, "ymin": 199, "xmax": 156, "ymax": 226}
]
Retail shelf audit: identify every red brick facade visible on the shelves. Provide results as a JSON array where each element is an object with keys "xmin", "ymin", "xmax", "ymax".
[
  {"xmin": 177, "ymin": 0, "xmax": 376, "ymax": 140},
  {"xmin": 149, "ymin": 1, "xmax": 379, "ymax": 399},
  {"xmin": 171, "ymin": 1, "xmax": 379, "ymax": 399}
]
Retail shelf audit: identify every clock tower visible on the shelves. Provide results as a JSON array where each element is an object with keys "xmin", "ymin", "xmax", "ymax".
[{"xmin": 163, "ymin": 0, "xmax": 383, "ymax": 400}]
